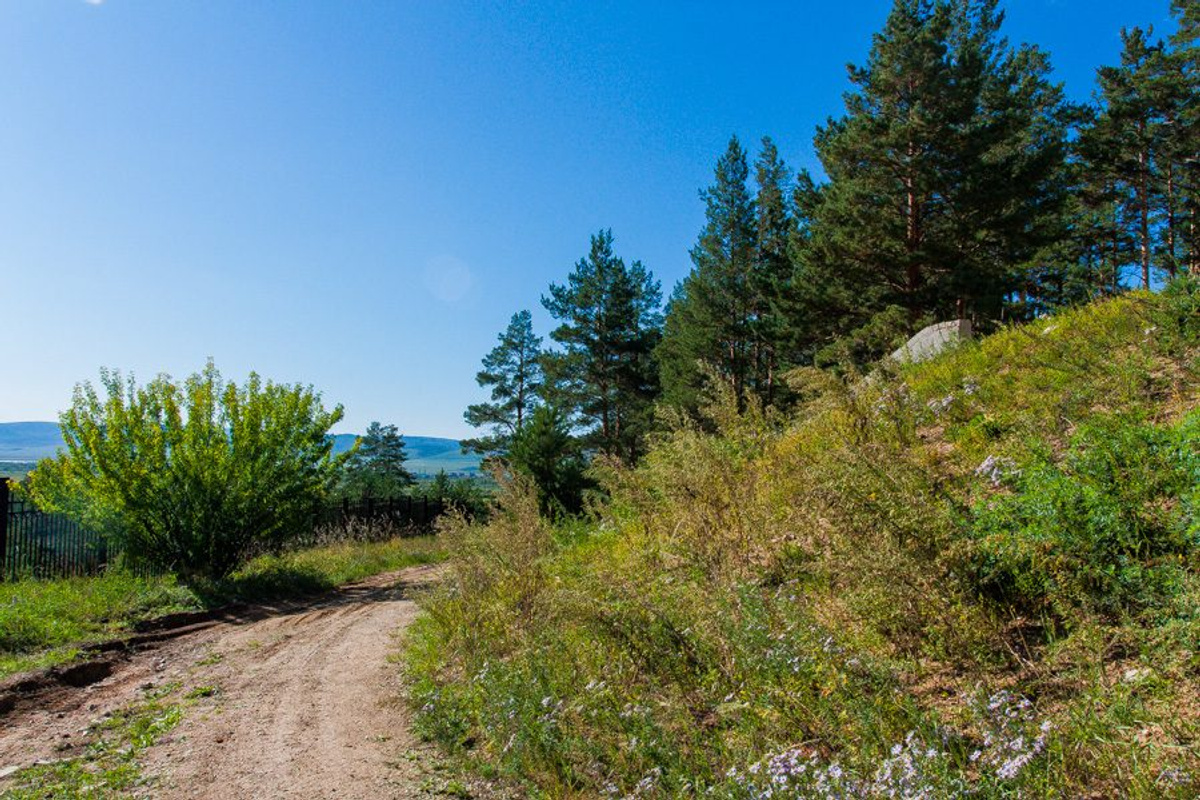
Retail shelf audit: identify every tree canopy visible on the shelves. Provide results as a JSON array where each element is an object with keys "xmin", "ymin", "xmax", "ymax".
[
  {"xmin": 462, "ymin": 310, "xmax": 544, "ymax": 457},
  {"xmin": 29, "ymin": 362, "xmax": 347, "ymax": 579},
  {"xmin": 803, "ymin": 0, "xmax": 1072, "ymax": 357},
  {"xmin": 341, "ymin": 421, "xmax": 414, "ymax": 498}
]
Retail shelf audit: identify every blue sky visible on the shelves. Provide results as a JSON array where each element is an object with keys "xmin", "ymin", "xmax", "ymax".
[{"xmin": 0, "ymin": 0, "xmax": 1178, "ymax": 438}]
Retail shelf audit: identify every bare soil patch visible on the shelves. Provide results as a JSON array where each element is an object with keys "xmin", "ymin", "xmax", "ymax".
[{"xmin": 0, "ymin": 564, "xmax": 500, "ymax": 799}]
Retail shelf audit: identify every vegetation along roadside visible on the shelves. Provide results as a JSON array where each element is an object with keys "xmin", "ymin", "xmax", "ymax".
[
  {"xmin": 407, "ymin": 286, "xmax": 1198, "ymax": 798},
  {"xmin": 0, "ymin": 533, "xmax": 445, "ymax": 680}
]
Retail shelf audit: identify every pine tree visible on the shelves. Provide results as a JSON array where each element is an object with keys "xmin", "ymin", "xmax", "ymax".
[
  {"xmin": 1090, "ymin": 28, "xmax": 1171, "ymax": 289},
  {"xmin": 1077, "ymin": 6, "xmax": 1200, "ymax": 289},
  {"xmin": 462, "ymin": 310, "xmax": 543, "ymax": 457},
  {"xmin": 778, "ymin": 169, "xmax": 827, "ymax": 364},
  {"xmin": 805, "ymin": 0, "xmax": 1070, "ymax": 358},
  {"xmin": 541, "ymin": 230, "xmax": 663, "ymax": 462},
  {"xmin": 751, "ymin": 137, "xmax": 797, "ymax": 405},
  {"xmin": 1072, "ymin": 102, "xmax": 1138, "ymax": 297},
  {"xmin": 1166, "ymin": 1, "xmax": 1199, "ymax": 276},
  {"xmin": 658, "ymin": 136, "xmax": 759, "ymax": 412},
  {"xmin": 508, "ymin": 405, "xmax": 588, "ymax": 516},
  {"xmin": 343, "ymin": 422, "xmax": 414, "ymax": 498}
]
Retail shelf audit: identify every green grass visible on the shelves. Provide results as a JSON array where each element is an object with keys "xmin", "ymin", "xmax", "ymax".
[
  {"xmin": 0, "ymin": 573, "xmax": 198, "ymax": 678},
  {"xmin": 195, "ymin": 535, "xmax": 445, "ymax": 603},
  {"xmin": 1, "ymin": 682, "xmax": 185, "ymax": 799},
  {"xmin": 0, "ymin": 535, "xmax": 444, "ymax": 679},
  {"xmin": 407, "ymin": 284, "xmax": 1200, "ymax": 798}
]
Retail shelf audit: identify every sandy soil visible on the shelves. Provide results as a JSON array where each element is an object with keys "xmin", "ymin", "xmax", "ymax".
[{"xmin": 0, "ymin": 564, "xmax": 498, "ymax": 799}]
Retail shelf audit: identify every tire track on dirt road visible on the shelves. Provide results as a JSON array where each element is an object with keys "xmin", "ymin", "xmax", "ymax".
[{"xmin": 0, "ymin": 564, "xmax": 500, "ymax": 799}]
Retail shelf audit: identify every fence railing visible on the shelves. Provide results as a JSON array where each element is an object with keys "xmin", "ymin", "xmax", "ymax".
[
  {"xmin": 317, "ymin": 495, "xmax": 445, "ymax": 530},
  {"xmin": 0, "ymin": 481, "xmax": 446, "ymax": 582},
  {"xmin": 0, "ymin": 483, "xmax": 112, "ymax": 581}
]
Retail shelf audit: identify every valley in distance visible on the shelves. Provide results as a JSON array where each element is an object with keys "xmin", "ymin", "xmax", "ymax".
[{"xmin": 0, "ymin": 421, "xmax": 481, "ymax": 481}]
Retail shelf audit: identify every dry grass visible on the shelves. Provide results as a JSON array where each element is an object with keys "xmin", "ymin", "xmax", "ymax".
[{"xmin": 407, "ymin": 286, "xmax": 1200, "ymax": 798}]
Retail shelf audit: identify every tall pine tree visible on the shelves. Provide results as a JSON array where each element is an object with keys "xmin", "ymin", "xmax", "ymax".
[
  {"xmin": 1088, "ymin": 28, "xmax": 1172, "ymax": 289},
  {"xmin": 462, "ymin": 310, "xmax": 543, "ymax": 457},
  {"xmin": 803, "ymin": 0, "xmax": 1071, "ymax": 361},
  {"xmin": 1075, "ymin": 3, "xmax": 1200, "ymax": 290},
  {"xmin": 1170, "ymin": 0, "xmax": 1200, "ymax": 276},
  {"xmin": 659, "ymin": 136, "xmax": 762, "ymax": 412},
  {"xmin": 542, "ymin": 230, "xmax": 663, "ymax": 462},
  {"xmin": 751, "ymin": 137, "xmax": 798, "ymax": 405}
]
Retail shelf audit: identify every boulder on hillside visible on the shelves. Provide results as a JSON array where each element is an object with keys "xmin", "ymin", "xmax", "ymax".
[{"xmin": 891, "ymin": 319, "xmax": 972, "ymax": 364}]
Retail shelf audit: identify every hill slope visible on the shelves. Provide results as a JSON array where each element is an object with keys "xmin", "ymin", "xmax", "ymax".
[
  {"xmin": 409, "ymin": 286, "xmax": 1199, "ymax": 798},
  {"xmin": 0, "ymin": 422, "xmax": 64, "ymax": 461},
  {"xmin": 2, "ymin": 425, "xmax": 480, "ymax": 477},
  {"xmin": 330, "ymin": 434, "xmax": 480, "ymax": 477}
]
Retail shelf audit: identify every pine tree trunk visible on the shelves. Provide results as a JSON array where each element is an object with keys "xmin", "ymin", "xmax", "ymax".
[
  {"xmin": 765, "ymin": 351, "xmax": 775, "ymax": 407},
  {"xmin": 905, "ymin": 144, "xmax": 921, "ymax": 317},
  {"xmin": 1185, "ymin": 206, "xmax": 1195, "ymax": 275},
  {"xmin": 1138, "ymin": 138, "xmax": 1151, "ymax": 289},
  {"xmin": 1166, "ymin": 161, "xmax": 1178, "ymax": 279},
  {"xmin": 1111, "ymin": 203, "xmax": 1122, "ymax": 293}
]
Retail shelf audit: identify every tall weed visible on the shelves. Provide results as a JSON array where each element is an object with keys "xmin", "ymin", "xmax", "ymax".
[{"xmin": 408, "ymin": 291, "xmax": 1199, "ymax": 797}]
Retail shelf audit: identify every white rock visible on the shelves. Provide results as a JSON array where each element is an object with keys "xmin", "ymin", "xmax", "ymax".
[{"xmin": 891, "ymin": 319, "xmax": 972, "ymax": 364}]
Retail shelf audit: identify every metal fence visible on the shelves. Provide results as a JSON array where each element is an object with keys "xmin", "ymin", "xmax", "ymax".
[
  {"xmin": 316, "ymin": 495, "xmax": 445, "ymax": 530},
  {"xmin": 0, "ymin": 481, "xmax": 445, "ymax": 582},
  {"xmin": 0, "ymin": 483, "xmax": 112, "ymax": 581}
]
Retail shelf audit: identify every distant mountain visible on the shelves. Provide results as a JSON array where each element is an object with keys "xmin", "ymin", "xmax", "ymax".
[
  {"xmin": 331, "ymin": 433, "xmax": 482, "ymax": 477},
  {"xmin": 0, "ymin": 422, "xmax": 481, "ymax": 478},
  {"xmin": 0, "ymin": 421, "xmax": 62, "ymax": 461}
]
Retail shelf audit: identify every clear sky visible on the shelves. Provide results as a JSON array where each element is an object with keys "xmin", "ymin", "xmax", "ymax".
[{"xmin": 0, "ymin": 0, "xmax": 1179, "ymax": 438}]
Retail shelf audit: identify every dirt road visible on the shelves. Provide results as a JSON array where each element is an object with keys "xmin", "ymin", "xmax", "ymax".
[{"xmin": 0, "ymin": 564, "xmax": 491, "ymax": 799}]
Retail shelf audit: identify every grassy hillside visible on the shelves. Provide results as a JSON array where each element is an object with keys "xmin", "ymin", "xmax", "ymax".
[{"xmin": 407, "ymin": 285, "xmax": 1199, "ymax": 798}]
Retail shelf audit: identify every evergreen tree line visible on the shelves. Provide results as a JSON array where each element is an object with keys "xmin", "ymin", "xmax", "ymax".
[{"xmin": 463, "ymin": 0, "xmax": 1199, "ymax": 510}]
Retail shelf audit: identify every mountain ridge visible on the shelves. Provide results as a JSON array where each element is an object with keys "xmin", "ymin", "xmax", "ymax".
[{"xmin": 0, "ymin": 422, "xmax": 480, "ymax": 477}]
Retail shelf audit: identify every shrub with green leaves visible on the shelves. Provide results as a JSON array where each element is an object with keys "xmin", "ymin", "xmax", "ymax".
[
  {"xmin": 29, "ymin": 361, "xmax": 348, "ymax": 579},
  {"xmin": 968, "ymin": 412, "xmax": 1199, "ymax": 620}
]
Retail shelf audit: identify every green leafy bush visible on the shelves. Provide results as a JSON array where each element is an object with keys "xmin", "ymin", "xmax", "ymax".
[
  {"xmin": 969, "ymin": 413, "xmax": 1198, "ymax": 619},
  {"xmin": 29, "ymin": 361, "xmax": 348, "ymax": 579}
]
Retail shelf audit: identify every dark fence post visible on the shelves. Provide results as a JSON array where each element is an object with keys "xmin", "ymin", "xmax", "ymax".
[{"xmin": 0, "ymin": 479, "xmax": 9, "ymax": 581}]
